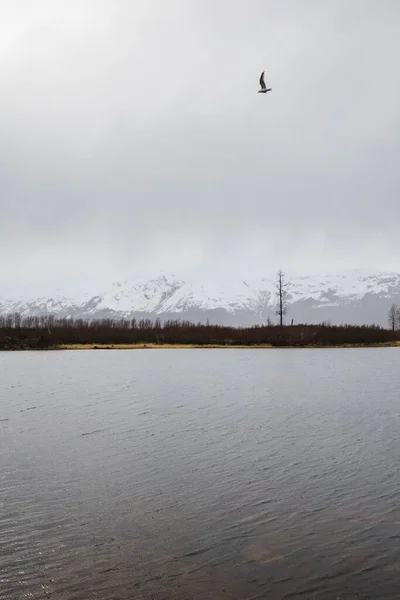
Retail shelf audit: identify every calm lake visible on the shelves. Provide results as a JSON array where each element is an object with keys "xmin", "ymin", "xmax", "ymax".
[{"xmin": 0, "ymin": 348, "xmax": 399, "ymax": 599}]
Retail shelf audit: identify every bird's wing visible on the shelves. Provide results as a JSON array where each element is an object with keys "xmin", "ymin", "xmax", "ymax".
[{"xmin": 259, "ymin": 71, "xmax": 266, "ymax": 89}]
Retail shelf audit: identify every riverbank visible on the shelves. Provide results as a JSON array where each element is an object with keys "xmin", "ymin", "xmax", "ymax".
[
  {"xmin": 57, "ymin": 342, "xmax": 400, "ymax": 350},
  {"xmin": 1, "ymin": 319, "xmax": 399, "ymax": 350}
]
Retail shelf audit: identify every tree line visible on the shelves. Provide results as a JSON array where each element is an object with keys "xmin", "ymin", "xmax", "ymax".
[
  {"xmin": 1, "ymin": 270, "xmax": 399, "ymax": 349},
  {"xmin": 0, "ymin": 313, "xmax": 399, "ymax": 350}
]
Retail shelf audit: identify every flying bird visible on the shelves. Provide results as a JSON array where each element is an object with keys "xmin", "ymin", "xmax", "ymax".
[{"xmin": 258, "ymin": 71, "xmax": 272, "ymax": 94}]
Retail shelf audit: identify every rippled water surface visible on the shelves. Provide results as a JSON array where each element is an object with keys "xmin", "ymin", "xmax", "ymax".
[{"xmin": 0, "ymin": 348, "xmax": 400, "ymax": 599}]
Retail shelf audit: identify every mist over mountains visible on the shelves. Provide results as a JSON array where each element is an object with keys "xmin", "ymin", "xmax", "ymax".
[{"xmin": 1, "ymin": 269, "xmax": 399, "ymax": 327}]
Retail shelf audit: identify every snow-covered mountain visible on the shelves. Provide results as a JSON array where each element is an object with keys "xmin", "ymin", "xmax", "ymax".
[{"xmin": 1, "ymin": 269, "xmax": 400, "ymax": 327}]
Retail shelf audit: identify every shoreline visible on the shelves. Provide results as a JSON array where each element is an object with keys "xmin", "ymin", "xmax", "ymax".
[
  {"xmin": 2, "ymin": 342, "xmax": 399, "ymax": 352},
  {"xmin": 56, "ymin": 342, "xmax": 400, "ymax": 350}
]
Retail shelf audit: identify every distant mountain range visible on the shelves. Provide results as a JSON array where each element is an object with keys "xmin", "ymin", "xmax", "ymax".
[{"xmin": 1, "ymin": 269, "xmax": 400, "ymax": 327}]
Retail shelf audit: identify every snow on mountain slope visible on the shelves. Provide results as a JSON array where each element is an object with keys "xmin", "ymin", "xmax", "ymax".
[
  {"xmin": 94, "ymin": 274, "xmax": 268, "ymax": 314},
  {"xmin": 93, "ymin": 270, "xmax": 400, "ymax": 314},
  {"xmin": 1, "ymin": 269, "xmax": 400, "ymax": 326},
  {"xmin": 288, "ymin": 270, "xmax": 400, "ymax": 305}
]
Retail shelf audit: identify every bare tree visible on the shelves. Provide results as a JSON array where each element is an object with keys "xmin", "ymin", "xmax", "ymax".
[
  {"xmin": 275, "ymin": 269, "xmax": 289, "ymax": 326},
  {"xmin": 388, "ymin": 303, "xmax": 398, "ymax": 331},
  {"xmin": 397, "ymin": 307, "xmax": 400, "ymax": 331},
  {"xmin": 13, "ymin": 312, "xmax": 22, "ymax": 329}
]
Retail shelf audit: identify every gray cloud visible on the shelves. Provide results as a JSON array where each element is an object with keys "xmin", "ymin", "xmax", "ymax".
[{"xmin": 1, "ymin": 0, "xmax": 399, "ymax": 295}]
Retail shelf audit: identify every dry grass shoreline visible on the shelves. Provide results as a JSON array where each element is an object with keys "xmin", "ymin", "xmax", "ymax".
[{"xmin": 57, "ymin": 342, "xmax": 400, "ymax": 350}]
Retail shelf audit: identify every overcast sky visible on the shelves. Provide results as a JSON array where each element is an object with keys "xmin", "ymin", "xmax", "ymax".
[{"xmin": 1, "ymin": 0, "xmax": 399, "ymax": 295}]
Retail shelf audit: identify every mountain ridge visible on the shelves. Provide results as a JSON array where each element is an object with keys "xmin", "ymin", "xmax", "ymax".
[{"xmin": 1, "ymin": 269, "xmax": 400, "ymax": 327}]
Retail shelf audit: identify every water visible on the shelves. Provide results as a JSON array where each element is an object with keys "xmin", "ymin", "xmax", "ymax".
[{"xmin": 0, "ymin": 348, "xmax": 399, "ymax": 599}]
